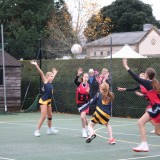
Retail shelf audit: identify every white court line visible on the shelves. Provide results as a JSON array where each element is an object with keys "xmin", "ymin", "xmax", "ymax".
[
  {"xmin": 1, "ymin": 120, "xmax": 159, "ymax": 147},
  {"xmin": 118, "ymin": 155, "xmax": 160, "ymax": 160},
  {"xmin": 1, "ymin": 121, "xmax": 158, "ymax": 138},
  {"xmin": 95, "ymin": 126, "xmax": 158, "ymax": 138},
  {"xmin": 0, "ymin": 157, "xmax": 15, "ymax": 160},
  {"xmin": 95, "ymin": 127, "xmax": 160, "ymax": 147},
  {"xmin": 2, "ymin": 122, "xmax": 159, "ymax": 146}
]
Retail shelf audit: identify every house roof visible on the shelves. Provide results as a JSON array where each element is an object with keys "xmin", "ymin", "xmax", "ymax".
[
  {"xmin": 86, "ymin": 31, "xmax": 148, "ymax": 47},
  {"xmin": 0, "ymin": 50, "xmax": 22, "ymax": 67}
]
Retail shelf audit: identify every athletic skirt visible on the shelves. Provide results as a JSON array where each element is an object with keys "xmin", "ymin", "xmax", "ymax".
[
  {"xmin": 147, "ymin": 103, "xmax": 160, "ymax": 123},
  {"xmin": 39, "ymin": 98, "xmax": 52, "ymax": 107},
  {"xmin": 77, "ymin": 104, "xmax": 89, "ymax": 114},
  {"xmin": 91, "ymin": 106, "xmax": 110, "ymax": 125}
]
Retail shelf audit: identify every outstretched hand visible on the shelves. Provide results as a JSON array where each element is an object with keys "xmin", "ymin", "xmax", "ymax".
[
  {"xmin": 122, "ymin": 58, "xmax": 130, "ymax": 70},
  {"xmin": 52, "ymin": 68, "xmax": 58, "ymax": 75},
  {"xmin": 77, "ymin": 67, "xmax": 83, "ymax": 76},
  {"xmin": 30, "ymin": 60, "xmax": 38, "ymax": 66}
]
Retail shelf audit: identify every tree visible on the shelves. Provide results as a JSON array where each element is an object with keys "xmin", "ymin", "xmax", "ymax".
[
  {"xmin": 100, "ymin": 0, "xmax": 160, "ymax": 32},
  {"xmin": 84, "ymin": 0, "xmax": 160, "ymax": 42},
  {"xmin": 0, "ymin": 0, "xmax": 74, "ymax": 59},
  {"xmin": 84, "ymin": 13, "xmax": 113, "ymax": 42},
  {"xmin": 46, "ymin": 0, "xmax": 76, "ymax": 58},
  {"xmin": 65, "ymin": 0, "xmax": 100, "ymax": 44}
]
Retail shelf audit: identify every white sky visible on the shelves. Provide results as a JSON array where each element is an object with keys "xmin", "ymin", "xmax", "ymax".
[{"xmin": 65, "ymin": 0, "xmax": 160, "ymax": 20}]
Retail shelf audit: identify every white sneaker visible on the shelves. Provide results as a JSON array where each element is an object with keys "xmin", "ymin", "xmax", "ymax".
[
  {"xmin": 82, "ymin": 128, "xmax": 87, "ymax": 138},
  {"xmin": 34, "ymin": 130, "xmax": 40, "ymax": 137},
  {"xmin": 133, "ymin": 143, "xmax": 149, "ymax": 152},
  {"xmin": 150, "ymin": 130, "xmax": 155, "ymax": 134},
  {"xmin": 47, "ymin": 128, "xmax": 59, "ymax": 135}
]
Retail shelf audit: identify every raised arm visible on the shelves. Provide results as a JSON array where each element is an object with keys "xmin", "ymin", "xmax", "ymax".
[
  {"xmin": 30, "ymin": 60, "xmax": 47, "ymax": 83},
  {"xmin": 74, "ymin": 67, "xmax": 83, "ymax": 86},
  {"xmin": 122, "ymin": 59, "xmax": 151, "ymax": 90}
]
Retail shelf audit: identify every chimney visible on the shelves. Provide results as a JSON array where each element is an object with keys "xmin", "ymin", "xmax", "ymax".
[{"xmin": 143, "ymin": 24, "xmax": 153, "ymax": 31}]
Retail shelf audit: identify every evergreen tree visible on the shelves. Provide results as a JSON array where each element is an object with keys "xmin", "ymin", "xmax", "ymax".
[
  {"xmin": 0, "ymin": 0, "xmax": 74, "ymax": 59},
  {"xmin": 84, "ymin": 0, "xmax": 160, "ymax": 42}
]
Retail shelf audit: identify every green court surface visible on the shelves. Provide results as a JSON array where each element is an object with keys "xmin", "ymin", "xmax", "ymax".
[{"xmin": 0, "ymin": 113, "xmax": 159, "ymax": 160}]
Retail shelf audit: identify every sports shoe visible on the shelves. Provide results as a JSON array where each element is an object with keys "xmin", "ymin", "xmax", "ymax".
[
  {"xmin": 86, "ymin": 134, "xmax": 96, "ymax": 143},
  {"xmin": 133, "ymin": 143, "xmax": 149, "ymax": 152},
  {"xmin": 108, "ymin": 138, "xmax": 116, "ymax": 145},
  {"xmin": 82, "ymin": 128, "xmax": 87, "ymax": 138},
  {"xmin": 150, "ymin": 130, "xmax": 155, "ymax": 134},
  {"xmin": 34, "ymin": 130, "xmax": 40, "ymax": 137},
  {"xmin": 47, "ymin": 128, "xmax": 59, "ymax": 135}
]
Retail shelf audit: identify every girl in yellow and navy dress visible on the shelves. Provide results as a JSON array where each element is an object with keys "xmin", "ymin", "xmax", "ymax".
[
  {"xmin": 74, "ymin": 67, "xmax": 90, "ymax": 138},
  {"xmin": 30, "ymin": 60, "xmax": 59, "ymax": 137},
  {"xmin": 78, "ymin": 82, "xmax": 116, "ymax": 144}
]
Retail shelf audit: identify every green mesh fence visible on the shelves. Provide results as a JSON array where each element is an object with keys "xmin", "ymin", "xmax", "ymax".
[{"xmin": 21, "ymin": 58, "xmax": 160, "ymax": 118}]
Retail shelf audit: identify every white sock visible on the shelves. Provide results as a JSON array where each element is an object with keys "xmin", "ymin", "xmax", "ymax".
[{"xmin": 142, "ymin": 142, "xmax": 148, "ymax": 146}]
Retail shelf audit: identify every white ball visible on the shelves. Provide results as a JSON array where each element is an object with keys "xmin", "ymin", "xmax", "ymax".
[{"xmin": 71, "ymin": 44, "xmax": 82, "ymax": 54}]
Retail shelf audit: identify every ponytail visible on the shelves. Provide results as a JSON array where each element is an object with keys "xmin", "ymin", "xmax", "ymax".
[{"xmin": 152, "ymin": 78, "xmax": 160, "ymax": 92}]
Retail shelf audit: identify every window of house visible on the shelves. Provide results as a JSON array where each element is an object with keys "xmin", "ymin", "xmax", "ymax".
[
  {"xmin": 100, "ymin": 51, "xmax": 103, "ymax": 56},
  {"xmin": 0, "ymin": 69, "xmax": 3, "ymax": 85},
  {"xmin": 94, "ymin": 52, "xmax": 96, "ymax": 56}
]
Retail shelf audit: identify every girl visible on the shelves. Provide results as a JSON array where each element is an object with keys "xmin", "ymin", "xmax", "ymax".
[
  {"xmin": 117, "ymin": 73, "xmax": 155, "ymax": 134},
  {"xmin": 122, "ymin": 58, "xmax": 160, "ymax": 152},
  {"xmin": 98, "ymin": 68, "xmax": 111, "ymax": 86},
  {"xmin": 79, "ymin": 82, "xmax": 116, "ymax": 144},
  {"xmin": 74, "ymin": 67, "xmax": 90, "ymax": 138},
  {"xmin": 31, "ymin": 60, "xmax": 59, "ymax": 137}
]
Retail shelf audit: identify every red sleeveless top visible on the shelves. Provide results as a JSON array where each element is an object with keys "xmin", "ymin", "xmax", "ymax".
[{"xmin": 76, "ymin": 83, "xmax": 90, "ymax": 105}]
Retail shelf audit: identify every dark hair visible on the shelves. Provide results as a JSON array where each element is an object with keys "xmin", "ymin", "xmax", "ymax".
[
  {"xmin": 80, "ymin": 73, "xmax": 88, "ymax": 82},
  {"xmin": 145, "ymin": 68, "xmax": 160, "ymax": 92},
  {"xmin": 145, "ymin": 68, "xmax": 156, "ymax": 80}
]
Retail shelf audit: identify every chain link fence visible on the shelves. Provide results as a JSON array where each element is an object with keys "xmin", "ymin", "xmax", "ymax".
[{"xmin": 19, "ymin": 57, "xmax": 160, "ymax": 118}]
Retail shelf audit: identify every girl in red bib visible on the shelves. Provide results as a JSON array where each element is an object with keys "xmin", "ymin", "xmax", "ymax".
[
  {"xmin": 123, "ymin": 58, "xmax": 160, "ymax": 152},
  {"xmin": 74, "ymin": 68, "xmax": 90, "ymax": 138}
]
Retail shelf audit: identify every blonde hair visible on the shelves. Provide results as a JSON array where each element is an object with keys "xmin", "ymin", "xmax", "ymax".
[
  {"xmin": 100, "ymin": 82, "xmax": 114, "ymax": 102},
  {"xmin": 102, "ymin": 68, "xmax": 108, "ymax": 73},
  {"xmin": 45, "ymin": 72, "xmax": 54, "ymax": 78},
  {"xmin": 139, "ymin": 73, "xmax": 145, "ymax": 77}
]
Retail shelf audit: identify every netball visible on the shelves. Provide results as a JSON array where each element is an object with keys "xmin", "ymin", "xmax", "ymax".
[{"xmin": 71, "ymin": 44, "xmax": 82, "ymax": 54}]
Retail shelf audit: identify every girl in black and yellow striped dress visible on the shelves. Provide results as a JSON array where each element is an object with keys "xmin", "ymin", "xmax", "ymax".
[{"xmin": 79, "ymin": 82, "xmax": 116, "ymax": 144}]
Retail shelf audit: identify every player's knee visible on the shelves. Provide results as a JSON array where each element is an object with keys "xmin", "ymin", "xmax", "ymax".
[
  {"xmin": 80, "ymin": 114, "xmax": 85, "ymax": 119},
  {"xmin": 48, "ymin": 117, "xmax": 52, "ymax": 121},
  {"xmin": 137, "ymin": 119, "xmax": 143, "ymax": 126}
]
